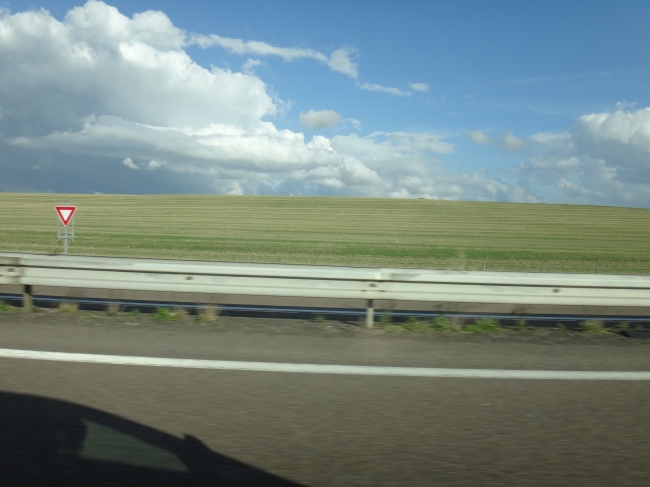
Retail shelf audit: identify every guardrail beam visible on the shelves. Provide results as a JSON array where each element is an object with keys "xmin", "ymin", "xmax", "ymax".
[{"xmin": 3, "ymin": 253, "xmax": 650, "ymax": 314}]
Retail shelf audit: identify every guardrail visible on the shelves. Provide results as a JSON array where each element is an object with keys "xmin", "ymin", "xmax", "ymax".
[{"xmin": 2, "ymin": 252, "xmax": 650, "ymax": 327}]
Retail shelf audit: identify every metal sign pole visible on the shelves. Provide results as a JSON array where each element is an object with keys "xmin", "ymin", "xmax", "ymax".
[{"xmin": 64, "ymin": 199, "xmax": 68, "ymax": 255}]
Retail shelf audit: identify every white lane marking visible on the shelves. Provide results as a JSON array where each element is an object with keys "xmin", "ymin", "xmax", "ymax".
[{"xmin": 0, "ymin": 348, "xmax": 649, "ymax": 380}]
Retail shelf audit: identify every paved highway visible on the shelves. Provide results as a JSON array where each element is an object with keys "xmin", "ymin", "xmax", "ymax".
[{"xmin": 1, "ymin": 311, "xmax": 649, "ymax": 486}]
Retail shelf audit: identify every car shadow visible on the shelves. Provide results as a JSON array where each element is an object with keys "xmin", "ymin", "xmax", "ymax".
[{"xmin": 0, "ymin": 391, "xmax": 304, "ymax": 486}]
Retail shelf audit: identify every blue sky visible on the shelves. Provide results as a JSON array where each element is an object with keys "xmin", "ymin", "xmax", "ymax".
[{"xmin": 1, "ymin": 0, "xmax": 650, "ymax": 206}]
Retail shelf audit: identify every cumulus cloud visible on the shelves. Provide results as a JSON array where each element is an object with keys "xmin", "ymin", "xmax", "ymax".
[
  {"xmin": 299, "ymin": 109, "xmax": 343, "ymax": 130},
  {"xmin": 0, "ymin": 2, "xmax": 275, "ymax": 134},
  {"xmin": 122, "ymin": 157, "xmax": 138, "ymax": 169},
  {"xmin": 359, "ymin": 83, "xmax": 411, "ymax": 97},
  {"xmin": 191, "ymin": 34, "xmax": 358, "ymax": 78},
  {"xmin": 500, "ymin": 132, "xmax": 528, "ymax": 151},
  {"xmin": 519, "ymin": 106, "xmax": 650, "ymax": 206},
  {"xmin": 409, "ymin": 82, "xmax": 428, "ymax": 92},
  {"xmin": 468, "ymin": 130, "xmax": 493, "ymax": 145}
]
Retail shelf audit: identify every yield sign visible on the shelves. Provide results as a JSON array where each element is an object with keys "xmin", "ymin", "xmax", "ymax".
[{"xmin": 55, "ymin": 206, "xmax": 77, "ymax": 227}]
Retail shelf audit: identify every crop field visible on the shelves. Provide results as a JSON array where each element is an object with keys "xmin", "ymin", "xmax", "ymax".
[{"xmin": 1, "ymin": 193, "xmax": 650, "ymax": 274}]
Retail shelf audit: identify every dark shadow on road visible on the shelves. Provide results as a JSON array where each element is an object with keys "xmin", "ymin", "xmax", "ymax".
[{"xmin": 0, "ymin": 391, "xmax": 303, "ymax": 487}]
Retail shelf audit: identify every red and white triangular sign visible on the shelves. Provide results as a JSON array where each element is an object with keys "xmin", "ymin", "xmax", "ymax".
[{"xmin": 55, "ymin": 206, "xmax": 77, "ymax": 227}]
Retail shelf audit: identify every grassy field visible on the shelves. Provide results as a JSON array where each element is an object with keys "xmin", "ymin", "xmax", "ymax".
[{"xmin": 1, "ymin": 193, "xmax": 649, "ymax": 274}]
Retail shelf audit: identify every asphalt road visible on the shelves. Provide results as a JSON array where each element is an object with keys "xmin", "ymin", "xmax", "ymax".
[{"xmin": 1, "ymin": 310, "xmax": 649, "ymax": 486}]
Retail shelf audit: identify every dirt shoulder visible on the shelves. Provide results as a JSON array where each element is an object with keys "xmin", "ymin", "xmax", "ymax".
[{"xmin": 1, "ymin": 306, "xmax": 649, "ymax": 372}]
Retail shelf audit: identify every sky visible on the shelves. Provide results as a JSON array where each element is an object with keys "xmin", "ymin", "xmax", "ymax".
[{"xmin": 1, "ymin": 0, "xmax": 650, "ymax": 207}]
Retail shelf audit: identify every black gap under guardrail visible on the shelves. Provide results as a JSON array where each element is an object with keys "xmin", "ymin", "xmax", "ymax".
[{"xmin": 1, "ymin": 293, "xmax": 649, "ymax": 331}]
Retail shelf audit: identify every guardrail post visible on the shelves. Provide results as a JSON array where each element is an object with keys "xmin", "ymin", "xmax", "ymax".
[
  {"xmin": 366, "ymin": 299, "xmax": 374, "ymax": 328},
  {"xmin": 23, "ymin": 285, "xmax": 33, "ymax": 313}
]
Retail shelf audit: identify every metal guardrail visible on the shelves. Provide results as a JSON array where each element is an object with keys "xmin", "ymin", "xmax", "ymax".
[{"xmin": 2, "ymin": 252, "xmax": 650, "ymax": 327}]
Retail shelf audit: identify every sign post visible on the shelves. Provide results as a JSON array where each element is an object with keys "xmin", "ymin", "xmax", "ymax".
[{"xmin": 55, "ymin": 201, "xmax": 77, "ymax": 255}]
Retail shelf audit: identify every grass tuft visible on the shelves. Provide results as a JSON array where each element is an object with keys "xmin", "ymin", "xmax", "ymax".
[
  {"xmin": 378, "ymin": 310, "xmax": 393, "ymax": 326},
  {"xmin": 516, "ymin": 318, "xmax": 532, "ymax": 331},
  {"xmin": 58, "ymin": 302, "xmax": 78, "ymax": 313},
  {"xmin": 465, "ymin": 318, "xmax": 500, "ymax": 333},
  {"xmin": 173, "ymin": 308, "xmax": 188, "ymax": 321},
  {"xmin": 404, "ymin": 317, "xmax": 431, "ymax": 331},
  {"xmin": 449, "ymin": 316, "xmax": 464, "ymax": 332},
  {"xmin": 154, "ymin": 307, "xmax": 175, "ymax": 321},
  {"xmin": 581, "ymin": 320, "xmax": 607, "ymax": 334},
  {"xmin": 198, "ymin": 307, "xmax": 219, "ymax": 323},
  {"xmin": 0, "ymin": 301, "xmax": 13, "ymax": 312},
  {"xmin": 128, "ymin": 309, "xmax": 140, "ymax": 317},
  {"xmin": 432, "ymin": 315, "xmax": 452, "ymax": 331},
  {"xmin": 106, "ymin": 303, "xmax": 121, "ymax": 316},
  {"xmin": 314, "ymin": 314, "xmax": 325, "ymax": 323},
  {"xmin": 154, "ymin": 307, "xmax": 189, "ymax": 321}
]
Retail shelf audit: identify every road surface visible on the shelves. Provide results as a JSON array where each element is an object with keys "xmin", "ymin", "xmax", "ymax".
[{"xmin": 0, "ymin": 310, "xmax": 649, "ymax": 486}]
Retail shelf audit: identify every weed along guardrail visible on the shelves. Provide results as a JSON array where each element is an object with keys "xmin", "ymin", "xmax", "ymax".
[{"xmin": 2, "ymin": 252, "xmax": 650, "ymax": 328}]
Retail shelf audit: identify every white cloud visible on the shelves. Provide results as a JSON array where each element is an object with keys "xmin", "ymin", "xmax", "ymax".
[
  {"xmin": 122, "ymin": 156, "xmax": 138, "ymax": 169},
  {"xmin": 66, "ymin": 0, "xmax": 186, "ymax": 49},
  {"xmin": 346, "ymin": 118, "xmax": 361, "ymax": 128},
  {"xmin": 359, "ymin": 83, "xmax": 412, "ymax": 97},
  {"xmin": 468, "ymin": 130, "xmax": 493, "ymax": 145},
  {"xmin": 409, "ymin": 82, "xmax": 428, "ymax": 92},
  {"xmin": 519, "ymin": 106, "xmax": 650, "ymax": 206},
  {"xmin": 329, "ymin": 132, "xmax": 528, "ymax": 201},
  {"xmin": 324, "ymin": 132, "xmax": 528, "ymax": 201},
  {"xmin": 147, "ymin": 159, "xmax": 165, "ymax": 169},
  {"xmin": 0, "ymin": 1, "xmax": 275, "ymax": 133},
  {"xmin": 11, "ymin": 114, "xmax": 389, "ymax": 192},
  {"xmin": 299, "ymin": 109, "xmax": 342, "ymax": 129},
  {"xmin": 327, "ymin": 48, "xmax": 359, "ymax": 79},
  {"xmin": 242, "ymin": 58, "xmax": 261, "ymax": 75},
  {"xmin": 577, "ymin": 107, "xmax": 650, "ymax": 147},
  {"xmin": 500, "ymin": 132, "xmax": 528, "ymax": 151},
  {"xmin": 191, "ymin": 34, "xmax": 358, "ymax": 78},
  {"xmin": 190, "ymin": 34, "xmax": 316, "ymax": 60}
]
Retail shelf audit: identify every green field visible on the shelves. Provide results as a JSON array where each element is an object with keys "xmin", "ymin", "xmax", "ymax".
[{"xmin": 1, "ymin": 193, "xmax": 649, "ymax": 274}]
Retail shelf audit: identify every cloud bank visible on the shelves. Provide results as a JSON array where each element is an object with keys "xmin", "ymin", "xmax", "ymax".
[
  {"xmin": 1, "ymin": 1, "xmax": 510, "ymax": 200},
  {"xmin": 1, "ymin": 1, "xmax": 649, "ymax": 207}
]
